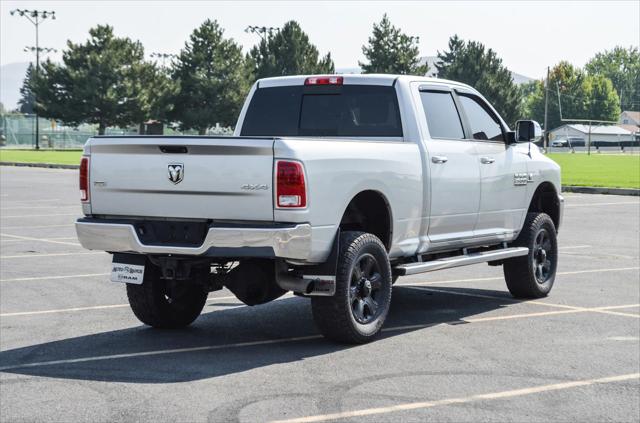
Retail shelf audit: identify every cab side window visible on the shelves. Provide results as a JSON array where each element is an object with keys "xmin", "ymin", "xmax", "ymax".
[
  {"xmin": 458, "ymin": 95, "xmax": 505, "ymax": 142},
  {"xmin": 420, "ymin": 91, "xmax": 465, "ymax": 140}
]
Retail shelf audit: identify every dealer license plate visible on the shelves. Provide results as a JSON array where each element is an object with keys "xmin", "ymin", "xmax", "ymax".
[{"xmin": 110, "ymin": 254, "xmax": 145, "ymax": 284}]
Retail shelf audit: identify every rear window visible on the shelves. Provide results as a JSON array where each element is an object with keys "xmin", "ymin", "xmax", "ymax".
[{"xmin": 240, "ymin": 85, "xmax": 403, "ymax": 137}]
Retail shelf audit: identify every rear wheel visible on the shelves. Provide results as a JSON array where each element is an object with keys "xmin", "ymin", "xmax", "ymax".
[
  {"xmin": 126, "ymin": 260, "xmax": 208, "ymax": 328},
  {"xmin": 311, "ymin": 231, "xmax": 392, "ymax": 344},
  {"xmin": 504, "ymin": 212, "xmax": 558, "ymax": 298}
]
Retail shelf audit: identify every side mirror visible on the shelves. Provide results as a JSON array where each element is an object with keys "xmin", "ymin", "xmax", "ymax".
[{"xmin": 515, "ymin": 120, "xmax": 542, "ymax": 143}]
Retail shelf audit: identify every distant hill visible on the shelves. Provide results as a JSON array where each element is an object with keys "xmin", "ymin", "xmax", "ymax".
[
  {"xmin": 1, "ymin": 62, "xmax": 30, "ymax": 111},
  {"xmin": 418, "ymin": 56, "xmax": 534, "ymax": 85},
  {"xmin": 339, "ymin": 56, "xmax": 534, "ymax": 85}
]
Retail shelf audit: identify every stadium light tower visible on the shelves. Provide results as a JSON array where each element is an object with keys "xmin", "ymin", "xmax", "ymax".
[
  {"xmin": 24, "ymin": 46, "xmax": 58, "ymax": 55},
  {"xmin": 245, "ymin": 25, "xmax": 280, "ymax": 42},
  {"xmin": 150, "ymin": 52, "xmax": 178, "ymax": 67},
  {"xmin": 11, "ymin": 8, "xmax": 57, "ymax": 150}
]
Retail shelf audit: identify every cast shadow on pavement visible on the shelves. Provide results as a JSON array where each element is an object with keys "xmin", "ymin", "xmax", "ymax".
[{"xmin": 0, "ymin": 285, "xmax": 520, "ymax": 383}]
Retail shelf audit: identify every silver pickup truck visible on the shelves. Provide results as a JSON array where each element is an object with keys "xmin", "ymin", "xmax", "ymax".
[{"xmin": 76, "ymin": 74, "xmax": 563, "ymax": 343}]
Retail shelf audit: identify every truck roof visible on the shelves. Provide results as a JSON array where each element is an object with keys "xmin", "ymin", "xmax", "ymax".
[{"xmin": 256, "ymin": 74, "xmax": 476, "ymax": 91}]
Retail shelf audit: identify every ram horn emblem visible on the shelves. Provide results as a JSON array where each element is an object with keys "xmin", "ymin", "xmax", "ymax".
[{"xmin": 168, "ymin": 163, "xmax": 184, "ymax": 184}]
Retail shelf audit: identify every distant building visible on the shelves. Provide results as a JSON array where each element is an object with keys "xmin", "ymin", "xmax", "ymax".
[
  {"xmin": 619, "ymin": 111, "xmax": 640, "ymax": 126},
  {"xmin": 618, "ymin": 111, "xmax": 640, "ymax": 139},
  {"xmin": 549, "ymin": 124, "xmax": 634, "ymax": 145}
]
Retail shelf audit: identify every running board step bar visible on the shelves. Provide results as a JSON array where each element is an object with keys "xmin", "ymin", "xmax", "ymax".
[{"xmin": 394, "ymin": 247, "xmax": 529, "ymax": 276}]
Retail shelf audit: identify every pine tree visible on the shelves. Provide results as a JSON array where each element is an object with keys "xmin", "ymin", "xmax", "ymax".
[
  {"xmin": 359, "ymin": 14, "xmax": 428, "ymax": 75},
  {"xmin": 170, "ymin": 19, "xmax": 249, "ymax": 134},
  {"xmin": 437, "ymin": 35, "xmax": 522, "ymax": 125},
  {"xmin": 248, "ymin": 21, "xmax": 334, "ymax": 80},
  {"xmin": 33, "ymin": 25, "xmax": 152, "ymax": 134},
  {"xmin": 18, "ymin": 64, "xmax": 36, "ymax": 114}
]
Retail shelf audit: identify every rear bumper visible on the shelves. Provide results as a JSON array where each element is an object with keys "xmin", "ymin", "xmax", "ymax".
[{"xmin": 75, "ymin": 219, "xmax": 312, "ymax": 260}]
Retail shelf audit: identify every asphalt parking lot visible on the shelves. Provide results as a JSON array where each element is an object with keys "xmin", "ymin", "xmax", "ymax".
[{"xmin": 0, "ymin": 165, "xmax": 638, "ymax": 422}]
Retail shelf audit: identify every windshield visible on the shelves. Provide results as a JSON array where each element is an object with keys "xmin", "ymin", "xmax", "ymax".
[{"xmin": 240, "ymin": 85, "xmax": 403, "ymax": 137}]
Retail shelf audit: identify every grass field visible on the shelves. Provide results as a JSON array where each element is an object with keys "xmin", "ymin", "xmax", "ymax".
[
  {"xmin": 0, "ymin": 149, "xmax": 638, "ymax": 189},
  {"xmin": 0, "ymin": 150, "xmax": 82, "ymax": 165},
  {"xmin": 548, "ymin": 153, "xmax": 640, "ymax": 189}
]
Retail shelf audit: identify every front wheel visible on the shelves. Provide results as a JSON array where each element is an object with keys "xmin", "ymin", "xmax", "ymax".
[
  {"xmin": 311, "ymin": 231, "xmax": 392, "ymax": 344},
  {"xmin": 126, "ymin": 260, "xmax": 208, "ymax": 328},
  {"xmin": 504, "ymin": 212, "xmax": 558, "ymax": 298}
]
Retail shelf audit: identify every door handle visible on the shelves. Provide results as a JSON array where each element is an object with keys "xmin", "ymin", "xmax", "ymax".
[
  {"xmin": 480, "ymin": 157, "xmax": 495, "ymax": 164},
  {"xmin": 431, "ymin": 156, "xmax": 448, "ymax": 164}
]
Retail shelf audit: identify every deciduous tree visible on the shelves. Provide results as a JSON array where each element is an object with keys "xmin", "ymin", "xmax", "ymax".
[
  {"xmin": 585, "ymin": 46, "xmax": 639, "ymax": 111},
  {"xmin": 524, "ymin": 62, "xmax": 620, "ymax": 130}
]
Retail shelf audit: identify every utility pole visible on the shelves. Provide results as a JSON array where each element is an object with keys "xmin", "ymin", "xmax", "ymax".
[
  {"xmin": 11, "ymin": 9, "xmax": 56, "ymax": 150},
  {"xmin": 543, "ymin": 66, "xmax": 549, "ymax": 151},
  {"xmin": 587, "ymin": 121, "xmax": 592, "ymax": 156},
  {"xmin": 23, "ymin": 47, "xmax": 57, "ymax": 142}
]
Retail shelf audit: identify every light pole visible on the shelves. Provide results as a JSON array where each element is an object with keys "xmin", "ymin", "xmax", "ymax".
[
  {"xmin": 10, "ymin": 8, "xmax": 56, "ymax": 150},
  {"xmin": 24, "ymin": 46, "xmax": 57, "ymax": 55},
  {"xmin": 245, "ymin": 25, "xmax": 280, "ymax": 42},
  {"xmin": 150, "ymin": 52, "xmax": 178, "ymax": 67}
]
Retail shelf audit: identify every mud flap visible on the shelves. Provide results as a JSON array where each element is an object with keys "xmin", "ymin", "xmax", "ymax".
[{"xmin": 276, "ymin": 229, "xmax": 340, "ymax": 296}]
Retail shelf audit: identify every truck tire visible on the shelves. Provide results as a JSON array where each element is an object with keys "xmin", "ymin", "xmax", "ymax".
[
  {"xmin": 504, "ymin": 212, "xmax": 558, "ymax": 298},
  {"xmin": 126, "ymin": 261, "xmax": 208, "ymax": 329},
  {"xmin": 311, "ymin": 231, "xmax": 392, "ymax": 344}
]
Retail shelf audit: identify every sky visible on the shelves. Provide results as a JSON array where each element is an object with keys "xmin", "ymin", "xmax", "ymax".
[{"xmin": 1, "ymin": 0, "xmax": 639, "ymax": 79}]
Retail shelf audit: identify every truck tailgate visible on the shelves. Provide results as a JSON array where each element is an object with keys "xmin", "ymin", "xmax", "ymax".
[{"xmin": 88, "ymin": 137, "xmax": 275, "ymax": 221}]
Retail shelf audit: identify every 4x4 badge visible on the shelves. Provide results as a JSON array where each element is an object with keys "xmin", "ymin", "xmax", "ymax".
[{"xmin": 168, "ymin": 163, "xmax": 184, "ymax": 184}]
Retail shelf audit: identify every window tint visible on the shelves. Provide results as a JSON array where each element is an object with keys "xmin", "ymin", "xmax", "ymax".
[
  {"xmin": 241, "ymin": 85, "xmax": 402, "ymax": 137},
  {"xmin": 419, "ymin": 91, "xmax": 464, "ymax": 139},
  {"xmin": 458, "ymin": 95, "xmax": 504, "ymax": 141},
  {"xmin": 240, "ymin": 85, "xmax": 301, "ymax": 136}
]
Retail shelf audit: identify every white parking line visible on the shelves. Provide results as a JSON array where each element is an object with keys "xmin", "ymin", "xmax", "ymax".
[
  {"xmin": 558, "ymin": 245, "xmax": 591, "ymax": 250},
  {"xmin": 556, "ymin": 266, "xmax": 640, "ymax": 276},
  {"xmin": 0, "ymin": 198, "xmax": 61, "ymax": 204},
  {"xmin": 0, "ymin": 233, "xmax": 80, "ymax": 247},
  {"xmin": 271, "ymin": 373, "xmax": 640, "ymax": 423},
  {"xmin": 530, "ymin": 301, "xmax": 640, "ymax": 319},
  {"xmin": 0, "ymin": 273, "xmax": 109, "ymax": 282},
  {"xmin": 0, "ymin": 224, "xmax": 75, "ymax": 229},
  {"xmin": 0, "ymin": 334, "xmax": 323, "ymax": 371},
  {"xmin": 0, "ymin": 251, "xmax": 103, "ymax": 259},
  {"xmin": 0, "ymin": 295, "xmax": 239, "ymax": 317},
  {"xmin": 566, "ymin": 201, "xmax": 639, "ymax": 208},
  {"xmin": 1, "ymin": 303, "xmax": 129, "ymax": 316},
  {"xmin": 0, "ymin": 237, "xmax": 77, "ymax": 243},
  {"xmin": 414, "ymin": 286, "xmax": 640, "ymax": 319},
  {"xmin": 0, "ymin": 205, "xmax": 79, "ymax": 211},
  {"xmin": 1, "ymin": 213, "xmax": 77, "ymax": 218}
]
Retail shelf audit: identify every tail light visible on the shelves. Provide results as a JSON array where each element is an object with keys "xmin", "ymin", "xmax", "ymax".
[
  {"xmin": 276, "ymin": 160, "xmax": 306, "ymax": 208},
  {"xmin": 79, "ymin": 156, "xmax": 90, "ymax": 202},
  {"xmin": 305, "ymin": 76, "xmax": 343, "ymax": 86}
]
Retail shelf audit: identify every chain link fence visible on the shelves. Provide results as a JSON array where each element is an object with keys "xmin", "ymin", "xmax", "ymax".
[{"xmin": 0, "ymin": 114, "xmax": 234, "ymax": 149}]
